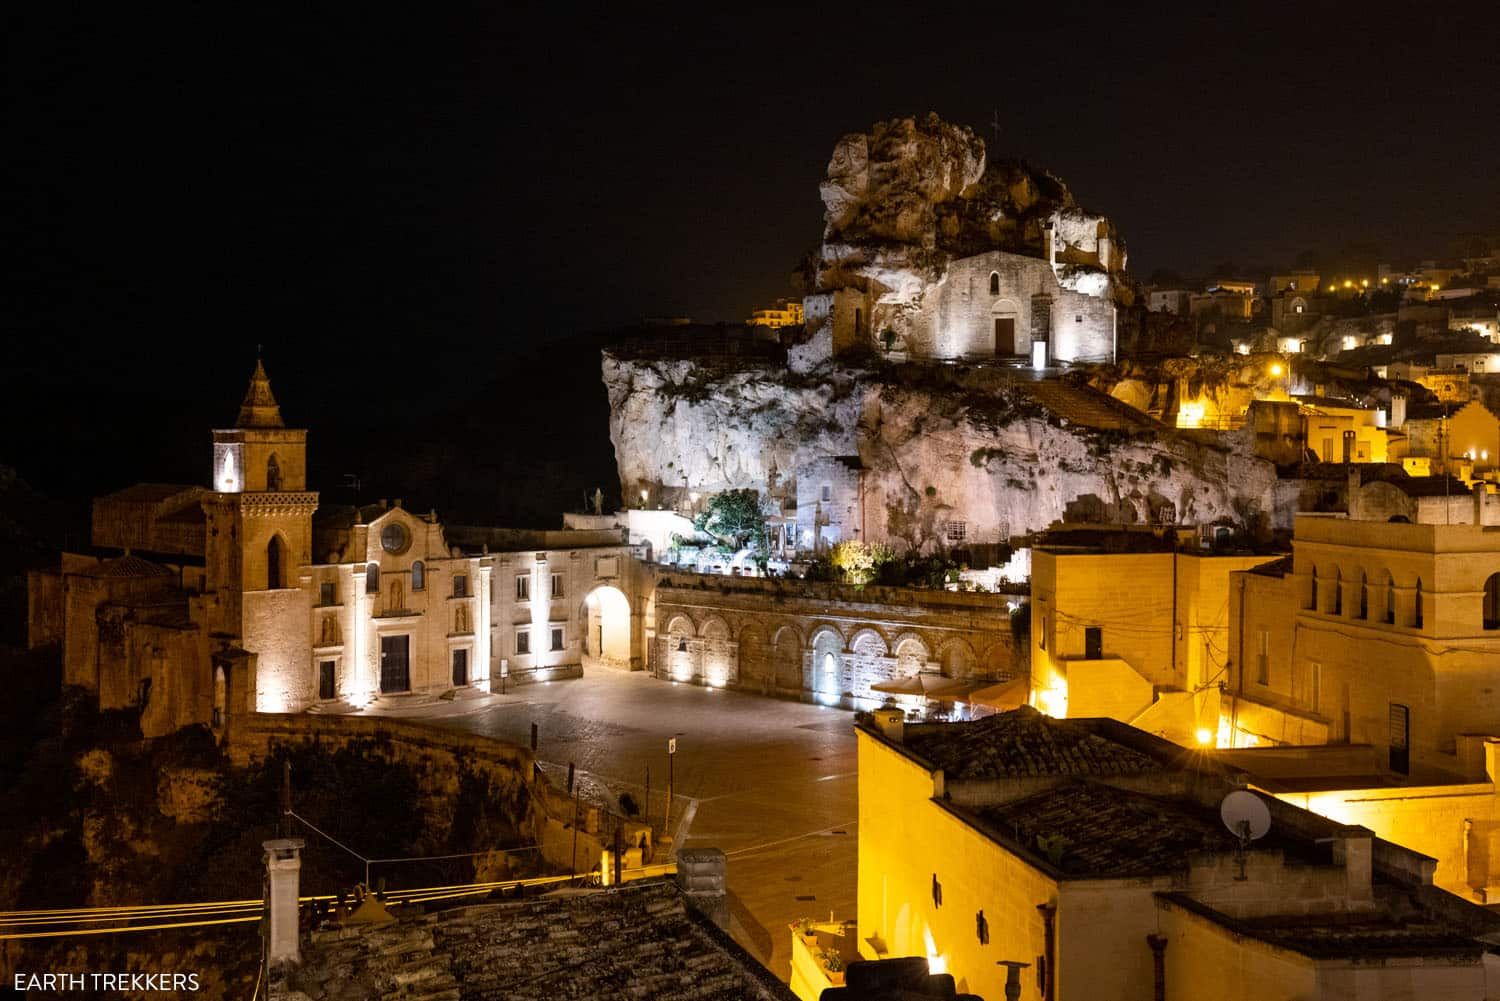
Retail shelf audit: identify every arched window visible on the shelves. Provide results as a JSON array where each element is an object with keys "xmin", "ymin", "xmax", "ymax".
[
  {"xmin": 366, "ymin": 563, "xmax": 380, "ymax": 594},
  {"xmin": 1485, "ymin": 573, "xmax": 1500, "ymax": 630},
  {"xmin": 989, "ymin": 272, "xmax": 1000, "ymax": 295},
  {"xmin": 412, "ymin": 561, "xmax": 425, "ymax": 591},
  {"xmin": 266, "ymin": 454, "xmax": 281, "ymax": 491},
  {"xmin": 1333, "ymin": 568, "xmax": 1343, "ymax": 616},
  {"xmin": 1309, "ymin": 566, "xmax": 1319, "ymax": 611},
  {"xmin": 1414, "ymin": 578, "xmax": 1424, "ymax": 629},
  {"xmin": 266, "ymin": 535, "xmax": 284, "ymax": 590},
  {"xmin": 1358, "ymin": 571, "xmax": 1368, "ymax": 620},
  {"xmin": 1384, "ymin": 573, "xmax": 1396, "ymax": 624}
]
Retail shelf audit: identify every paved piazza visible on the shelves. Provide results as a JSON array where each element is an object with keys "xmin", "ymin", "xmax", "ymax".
[{"xmin": 435, "ymin": 669, "xmax": 858, "ymax": 981}]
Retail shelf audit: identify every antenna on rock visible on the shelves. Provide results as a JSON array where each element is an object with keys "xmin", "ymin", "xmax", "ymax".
[{"xmin": 1220, "ymin": 789, "xmax": 1271, "ymax": 881}]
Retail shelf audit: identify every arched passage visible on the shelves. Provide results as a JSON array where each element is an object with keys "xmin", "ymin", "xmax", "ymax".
[
  {"xmin": 701, "ymin": 617, "xmax": 735, "ymax": 687},
  {"xmin": 583, "ymin": 585, "xmax": 631, "ymax": 669},
  {"xmin": 772, "ymin": 627, "xmax": 802, "ymax": 692},
  {"xmin": 810, "ymin": 627, "xmax": 844, "ymax": 703},
  {"xmin": 665, "ymin": 615, "xmax": 696, "ymax": 681}
]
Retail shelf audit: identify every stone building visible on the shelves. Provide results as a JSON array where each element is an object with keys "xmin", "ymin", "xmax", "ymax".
[
  {"xmin": 28, "ymin": 362, "xmax": 649, "ymax": 736},
  {"xmin": 1228, "ymin": 498, "xmax": 1500, "ymax": 776},
  {"xmin": 857, "ymin": 708, "xmax": 1500, "ymax": 1001},
  {"xmin": 794, "ymin": 455, "xmax": 866, "ymax": 552},
  {"xmin": 1028, "ymin": 529, "xmax": 1277, "ymax": 746},
  {"xmin": 649, "ymin": 571, "xmax": 1024, "ymax": 709}
]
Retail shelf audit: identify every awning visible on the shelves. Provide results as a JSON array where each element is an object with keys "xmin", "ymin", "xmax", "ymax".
[
  {"xmin": 967, "ymin": 677, "xmax": 1030, "ymax": 711},
  {"xmin": 870, "ymin": 673, "xmax": 981, "ymax": 702}
]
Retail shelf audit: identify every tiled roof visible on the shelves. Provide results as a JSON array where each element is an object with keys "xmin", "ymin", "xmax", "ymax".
[
  {"xmin": 969, "ymin": 780, "xmax": 1248, "ymax": 878},
  {"xmin": 75, "ymin": 554, "xmax": 175, "ymax": 579},
  {"xmin": 902, "ymin": 706, "xmax": 1164, "ymax": 780},
  {"xmin": 1159, "ymin": 894, "xmax": 1488, "ymax": 960},
  {"xmin": 98, "ymin": 483, "xmax": 201, "ymax": 503},
  {"xmin": 281, "ymin": 879, "xmax": 794, "ymax": 1001}
]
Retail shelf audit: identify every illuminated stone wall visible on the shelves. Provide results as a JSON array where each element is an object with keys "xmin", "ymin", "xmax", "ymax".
[{"xmin": 649, "ymin": 571, "xmax": 1023, "ymax": 706}]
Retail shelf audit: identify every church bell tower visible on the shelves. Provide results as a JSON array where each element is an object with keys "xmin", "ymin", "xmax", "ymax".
[{"xmin": 202, "ymin": 360, "xmax": 319, "ymax": 638}]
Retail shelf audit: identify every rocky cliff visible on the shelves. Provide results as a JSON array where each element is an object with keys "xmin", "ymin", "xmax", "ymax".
[{"xmin": 605, "ymin": 354, "xmax": 1279, "ymax": 549}]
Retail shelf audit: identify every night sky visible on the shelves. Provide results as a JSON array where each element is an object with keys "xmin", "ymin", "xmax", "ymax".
[{"xmin": 4, "ymin": 4, "xmax": 1498, "ymax": 521}]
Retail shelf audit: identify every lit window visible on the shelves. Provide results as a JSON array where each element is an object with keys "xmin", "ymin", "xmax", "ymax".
[{"xmin": 516, "ymin": 631, "xmax": 530, "ymax": 655}]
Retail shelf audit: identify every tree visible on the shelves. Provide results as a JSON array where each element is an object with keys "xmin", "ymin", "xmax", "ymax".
[{"xmin": 693, "ymin": 490, "xmax": 767, "ymax": 552}]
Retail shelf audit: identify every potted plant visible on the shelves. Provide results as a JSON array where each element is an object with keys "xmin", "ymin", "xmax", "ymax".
[{"xmin": 820, "ymin": 948, "xmax": 846, "ymax": 986}]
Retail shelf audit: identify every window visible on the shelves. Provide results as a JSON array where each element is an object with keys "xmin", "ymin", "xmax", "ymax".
[
  {"xmin": 516, "ymin": 630, "xmax": 530, "ymax": 656},
  {"xmin": 1040, "ymin": 615, "xmax": 1047, "ymax": 651},
  {"xmin": 1358, "ymin": 572, "xmax": 1368, "ymax": 620},
  {"xmin": 551, "ymin": 627, "xmax": 564, "ymax": 652},
  {"xmin": 678, "ymin": 638, "xmax": 689, "ymax": 653},
  {"xmin": 1074, "ymin": 314, "xmax": 1082, "ymax": 323},
  {"xmin": 931, "ymin": 873, "xmax": 943, "ymax": 908},
  {"xmin": 318, "ymin": 660, "xmax": 335, "ymax": 701},
  {"xmin": 1485, "ymin": 573, "xmax": 1500, "ymax": 630},
  {"xmin": 366, "ymin": 563, "xmax": 380, "ymax": 594},
  {"xmin": 1333, "ymin": 569, "xmax": 1343, "ymax": 616},
  {"xmin": 945, "ymin": 520, "xmax": 967, "ymax": 543},
  {"xmin": 411, "ymin": 561, "xmax": 425, "ymax": 591},
  {"xmin": 1309, "ymin": 566, "xmax": 1318, "ymax": 611},
  {"xmin": 319, "ymin": 581, "xmax": 336, "ymax": 606},
  {"xmin": 1384, "ymin": 573, "xmax": 1396, "ymax": 624},
  {"xmin": 976, "ymin": 909, "xmax": 989, "ymax": 945},
  {"xmin": 266, "ymin": 454, "xmax": 281, "ymax": 491},
  {"xmin": 266, "ymin": 536, "xmax": 284, "ymax": 590},
  {"xmin": 1414, "ymin": 579, "xmax": 1423, "ymax": 629},
  {"xmin": 820, "ymin": 484, "xmax": 832, "ymax": 503},
  {"xmin": 1084, "ymin": 627, "xmax": 1102, "ymax": 660},
  {"xmin": 551, "ymin": 573, "xmax": 564, "ymax": 599},
  {"xmin": 453, "ymin": 573, "xmax": 469, "ymax": 598},
  {"xmin": 989, "ymin": 272, "xmax": 1000, "ymax": 295},
  {"xmin": 516, "ymin": 575, "xmax": 530, "ymax": 602},
  {"xmin": 1256, "ymin": 628, "xmax": 1269, "ymax": 685}
]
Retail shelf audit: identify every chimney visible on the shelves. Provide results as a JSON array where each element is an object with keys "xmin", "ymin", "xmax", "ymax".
[
  {"xmin": 872, "ymin": 706, "xmax": 905, "ymax": 743},
  {"xmin": 263, "ymin": 838, "xmax": 305, "ymax": 969},
  {"xmin": 675, "ymin": 847, "xmax": 728, "ymax": 930},
  {"xmin": 1331, "ymin": 827, "xmax": 1374, "ymax": 906}
]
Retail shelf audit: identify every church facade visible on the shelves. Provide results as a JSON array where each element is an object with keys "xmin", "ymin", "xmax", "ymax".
[{"xmin": 29, "ymin": 362, "xmax": 648, "ymax": 737}]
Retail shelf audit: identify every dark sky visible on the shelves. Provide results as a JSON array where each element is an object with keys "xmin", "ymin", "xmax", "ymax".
[{"xmin": 3, "ymin": 3, "xmax": 1498, "ymax": 509}]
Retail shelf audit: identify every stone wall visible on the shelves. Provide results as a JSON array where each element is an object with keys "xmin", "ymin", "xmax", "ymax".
[
  {"xmin": 228, "ymin": 714, "xmax": 645, "ymax": 877},
  {"xmin": 650, "ymin": 571, "xmax": 1025, "ymax": 707}
]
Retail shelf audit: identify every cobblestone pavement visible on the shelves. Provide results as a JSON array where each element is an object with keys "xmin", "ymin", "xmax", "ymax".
[{"xmin": 434, "ymin": 670, "xmax": 858, "ymax": 981}]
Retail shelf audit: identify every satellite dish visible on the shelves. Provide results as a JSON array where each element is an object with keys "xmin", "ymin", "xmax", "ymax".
[{"xmin": 1220, "ymin": 790, "xmax": 1271, "ymax": 843}]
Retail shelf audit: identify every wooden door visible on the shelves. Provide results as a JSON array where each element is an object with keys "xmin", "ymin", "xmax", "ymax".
[
  {"xmin": 452, "ymin": 648, "xmax": 468, "ymax": 687},
  {"xmin": 318, "ymin": 660, "xmax": 335, "ymax": 700},
  {"xmin": 994, "ymin": 317, "xmax": 1015, "ymax": 355},
  {"xmin": 380, "ymin": 635, "xmax": 410, "ymax": 693}
]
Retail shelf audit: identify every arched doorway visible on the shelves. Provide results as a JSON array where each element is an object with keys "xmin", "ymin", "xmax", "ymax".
[
  {"xmin": 665, "ymin": 615, "xmax": 697, "ymax": 681},
  {"xmin": 583, "ymin": 585, "xmax": 631, "ymax": 670},
  {"xmin": 701, "ymin": 617, "xmax": 735, "ymax": 687},
  {"xmin": 772, "ymin": 627, "xmax": 801, "ymax": 692},
  {"xmin": 810, "ymin": 628, "xmax": 844, "ymax": 705},
  {"xmin": 1486, "ymin": 573, "xmax": 1500, "ymax": 630}
]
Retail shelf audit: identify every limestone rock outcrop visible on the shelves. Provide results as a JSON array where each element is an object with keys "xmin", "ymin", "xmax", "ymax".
[{"xmin": 605, "ymin": 353, "xmax": 1278, "ymax": 550}]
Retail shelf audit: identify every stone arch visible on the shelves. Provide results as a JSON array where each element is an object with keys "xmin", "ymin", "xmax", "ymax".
[
  {"xmin": 771, "ymin": 625, "xmax": 802, "ymax": 692},
  {"xmin": 664, "ymin": 614, "xmax": 697, "ymax": 681},
  {"xmin": 700, "ymin": 616, "xmax": 736, "ymax": 687},
  {"xmin": 979, "ymin": 641, "xmax": 1014, "ymax": 680},
  {"xmin": 989, "ymin": 271, "xmax": 1001, "ymax": 296},
  {"xmin": 582, "ymin": 584, "xmax": 631, "ymax": 668},
  {"xmin": 891, "ymin": 632, "xmax": 931, "ymax": 675},
  {"xmin": 737, "ymin": 624, "xmax": 770, "ymax": 687},
  {"xmin": 936, "ymin": 637, "xmax": 978, "ymax": 679},
  {"xmin": 848, "ymin": 626, "xmax": 889, "ymax": 656},
  {"xmin": 810, "ymin": 626, "xmax": 845, "ymax": 701}
]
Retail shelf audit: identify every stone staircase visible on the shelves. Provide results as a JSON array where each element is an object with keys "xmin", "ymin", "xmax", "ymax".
[{"xmin": 1018, "ymin": 380, "xmax": 1160, "ymax": 432}]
